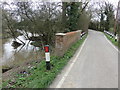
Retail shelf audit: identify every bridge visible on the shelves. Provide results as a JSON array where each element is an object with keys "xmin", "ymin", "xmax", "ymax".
[{"xmin": 50, "ymin": 30, "xmax": 118, "ymax": 88}]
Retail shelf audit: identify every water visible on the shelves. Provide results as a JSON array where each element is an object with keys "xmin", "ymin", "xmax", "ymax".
[{"xmin": 1, "ymin": 32, "xmax": 43, "ymax": 68}]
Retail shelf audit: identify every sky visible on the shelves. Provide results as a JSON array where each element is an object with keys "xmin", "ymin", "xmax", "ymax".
[
  {"xmin": 0, "ymin": 0, "xmax": 119, "ymax": 5},
  {"xmin": 91, "ymin": 0, "xmax": 119, "ymax": 8},
  {"xmin": 0, "ymin": 0, "xmax": 119, "ymax": 19},
  {"xmin": 0, "ymin": 0, "xmax": 119, "ymax": 7}
]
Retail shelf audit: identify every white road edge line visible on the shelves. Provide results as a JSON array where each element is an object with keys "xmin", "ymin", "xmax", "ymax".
[
  {"xmin": 56, "ymin": 35, "xmax": 88, "ymax": 88},
  {"xmin": 104, "ymin": 35, "xmax": 120, "ymax": 53}
]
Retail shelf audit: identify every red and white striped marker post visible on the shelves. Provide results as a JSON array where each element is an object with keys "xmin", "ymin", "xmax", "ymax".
[{"xmin": 44, "ymin": 45, "xmax": 51, "ymax": 70}]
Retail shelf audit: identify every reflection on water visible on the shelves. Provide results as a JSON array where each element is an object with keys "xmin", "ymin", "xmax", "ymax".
[{"xmin": 1, "ymin": 33, "xmax": 42, "ymax": 68}]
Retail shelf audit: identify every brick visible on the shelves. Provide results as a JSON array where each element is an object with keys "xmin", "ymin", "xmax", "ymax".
[{"xmin": 55, "ymin": 30, "xmax": 81, "ymax": 57}]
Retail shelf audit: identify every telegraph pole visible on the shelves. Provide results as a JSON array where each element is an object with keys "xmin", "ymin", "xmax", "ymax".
[{"xmin": 114, "ymin": 1, "xmax": 120, "ymax": 36}]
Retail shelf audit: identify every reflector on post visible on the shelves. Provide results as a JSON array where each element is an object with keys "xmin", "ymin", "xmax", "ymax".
[{"xmin": 44, "ymin": 45, "xmax": 49, "ymax": 52}]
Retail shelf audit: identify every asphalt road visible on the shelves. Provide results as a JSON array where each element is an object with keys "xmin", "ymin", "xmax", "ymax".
[{"xmin": 50, "ymin": 30, "xmax": 118, "ymax": 88}]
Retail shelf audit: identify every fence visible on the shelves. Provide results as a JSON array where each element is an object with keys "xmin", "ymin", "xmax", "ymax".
[{"xmin": 104, "ymin": 30, "xmax": 119, "ymax": 41}]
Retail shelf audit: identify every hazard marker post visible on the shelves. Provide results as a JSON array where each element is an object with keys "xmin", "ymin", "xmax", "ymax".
[
  {"xmin": 115, "ymin": 34, "xmax": 118, "ymax": 42},
  {"xmin": 44, "ymin": 45, "xmax": 51, "ymax": 70}
]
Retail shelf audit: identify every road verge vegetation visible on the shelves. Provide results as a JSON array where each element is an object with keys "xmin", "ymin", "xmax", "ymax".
[
  {"xmin": 2, "ymin": 34, "xmax": 87, "ymax": 88},
  {"xmin": 104, "ymin": 33, "xmax": 120, "ymax": 49}
]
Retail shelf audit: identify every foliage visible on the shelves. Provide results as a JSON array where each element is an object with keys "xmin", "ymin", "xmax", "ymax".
[
  {"xmin": 89, "ymin": 20, "xmax": 99, "ymax": 30},
  {"xmin": 89, "ymin": 1, "xmax": 115, "ymax": 32},
  {"xmin": 67, "ymin": 2, "xmax": 80, "ymax": 31},
  {"xmin": 104, "ymin": 2, "xmax": 115, "ymax": 31},
  {"xmin": 61, "ymin": 2, "xmax": 90, "ymax": 33},
  {"xmin": 2, "ymin": 2, "xmax": 62, "ymax": 45},
  {"xmin": 78, "ymin": 11, "xmax": 90, "ymax": 31},
  {"xmin": 1, "ymin": 1, "xmax": 90, "ymax": 46}
]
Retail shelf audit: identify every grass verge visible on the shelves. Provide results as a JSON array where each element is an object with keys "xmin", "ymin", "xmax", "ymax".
[
  {"xmin": 104, "ymin": 33, "xmax": 120, "ymax": 48},
  {"xmin": 2, "ymin": 34, "xmax": 87, "ymax": 88}
]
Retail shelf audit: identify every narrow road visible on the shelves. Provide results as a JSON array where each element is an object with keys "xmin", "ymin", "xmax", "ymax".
[{"xmin": 50, "ymin": 30, "xmax": 118, "ymax": 88}]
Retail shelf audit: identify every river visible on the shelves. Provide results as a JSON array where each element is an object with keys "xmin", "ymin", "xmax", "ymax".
[{"xmin": 1, "ymin": 32, "xmax": 43, "ymax": 69}]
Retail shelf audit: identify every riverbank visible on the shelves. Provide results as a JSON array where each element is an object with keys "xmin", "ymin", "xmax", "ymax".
[
  {"xmin": 2, "ymin": 57, "xmax": 43, "ymax": 81},
  {"xmin": 1, "ymin": 33, "xmax": 44, "ymax": 71},
  {"xmin": 2, "ymin": 34, "xmax": 87, "ymax": 88}
]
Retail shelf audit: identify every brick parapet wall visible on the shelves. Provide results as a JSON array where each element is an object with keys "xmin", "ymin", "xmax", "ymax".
[{"xmin": 55, "ymin": 30, "xmax": 81, "ymax": 57}]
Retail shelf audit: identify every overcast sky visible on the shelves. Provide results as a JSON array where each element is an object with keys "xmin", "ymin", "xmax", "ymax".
[
  {"xmin": 1, "ymin": 0, "xmax": 119, "ymax": 13},
  {"xmin": 0, "ymin": 0, "xmax": 119, "ymax": 6},
  {"xmin": 91, "ymin": 0, "xmax": 119, "ymax": 8}
]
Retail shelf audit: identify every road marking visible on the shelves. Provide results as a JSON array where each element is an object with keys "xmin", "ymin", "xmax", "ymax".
[
  {"xmin": 56, "ymin": 35, "xmax": 88, "ymax": 88},
  {"xmin": 104, "ymin": 35, "xmax": 120, "ymax": 53}
]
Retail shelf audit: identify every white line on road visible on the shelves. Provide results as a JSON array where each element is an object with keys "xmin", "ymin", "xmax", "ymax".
[
  {"xmin": 104, "ymin": 35, "xmax": 120, "ymax": 53},
  {"xmin": 56, "ymin": 35, "xmax": 88, "ymax": 88}
]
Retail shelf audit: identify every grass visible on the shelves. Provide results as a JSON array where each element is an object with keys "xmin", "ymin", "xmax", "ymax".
[
  {"xmin": 30, "ymin": 41, "xmax": 41, "ymax": 47},
  {"xmin": 104, "ymin": 33, "xmax": 120, "ymax": 48},
  {"xmin": 2, "ymin": 34, "xmax": 87, "ymax": 88}
]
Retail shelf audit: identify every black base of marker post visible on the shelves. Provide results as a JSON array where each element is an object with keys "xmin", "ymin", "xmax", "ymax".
[
  {"xmin": 46, "ymin": 61, "xmax": 51, "ymax": 70},
  {"xmin": 44, "ymin": 45, "xmax": 51, "ymax": 70},
  {"xmin": 115, "ymin": 35, "xmax": 117, "ymax": 42}
]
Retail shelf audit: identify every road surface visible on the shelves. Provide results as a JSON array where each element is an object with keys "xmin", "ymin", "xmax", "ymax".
[{"xmin": 50, "ymin": 30, "xmax": 118, "ymax": 88}]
